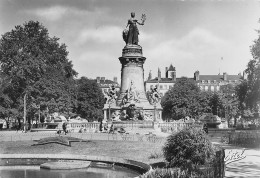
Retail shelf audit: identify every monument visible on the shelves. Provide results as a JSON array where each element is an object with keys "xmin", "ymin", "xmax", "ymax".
[{"xmin": 103, "ymin": 12, "xmax": 162, "ymax": 122}]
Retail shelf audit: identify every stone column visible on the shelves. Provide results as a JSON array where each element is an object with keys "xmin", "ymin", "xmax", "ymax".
[
  {"xmin": 103, "ymin": 109, "xmax": 107, "ymax": 121},
  {"xmin": 116, "ymin": 45, "xmax": 150, "ymax": 108}
]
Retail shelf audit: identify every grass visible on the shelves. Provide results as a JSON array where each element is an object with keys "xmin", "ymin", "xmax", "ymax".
[
  {"xmin": 228, "ymin": 131, "xmax": 260, "ymax": 148},
  {"xmin": 148, "ymin": 150, "xmax": 163, "ymax": 159},
  {"xmin": 0, "ymin": 139, "xmax": 165, "ymax": 164}
]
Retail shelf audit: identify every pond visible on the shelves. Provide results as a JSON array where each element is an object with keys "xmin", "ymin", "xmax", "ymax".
[{"xmin": 0, "ymin": 164, "xmax": 140, "ymax": 178}]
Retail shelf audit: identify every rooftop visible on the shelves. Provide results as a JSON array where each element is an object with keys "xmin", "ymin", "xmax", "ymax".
[
  {"xmin": 96, "ymin": 79, "xmax": 120, "ymax": 88},
  {"xmin": 146, "ymin": 74, "xmax": 242, "ymax": 83}
]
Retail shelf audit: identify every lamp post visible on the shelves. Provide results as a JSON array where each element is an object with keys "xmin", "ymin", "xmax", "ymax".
[
  {"xmin": 108, "ymin": 102, "xmax": 111, "ymax": 121},
  {"xmin": 38, "ymin": 105, "xmax": 40, "ymax": 124},
  {"xmin": 23, "ymin": 93, "xmax": 27, "ymax": 132}
]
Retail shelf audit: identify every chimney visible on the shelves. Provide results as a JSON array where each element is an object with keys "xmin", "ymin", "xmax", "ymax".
[
  {"xmin": 96, "ymin": 77, "xmax": 100, "ymax": 83},
  {"xmin": 113, "ymin": 77, "xmax": 117, "ymax": 83},
  {"xmin": 171, "ymin": 71, "xmax": 176, "ymax": 81},
  {"xmin": 165, "ymin": 67, "xmax": 168, "ymax": 78},
  {"xmin": 101, "ymin": 77, "xmax": 105, "ymax": 82},
  {"xmin": 158, "ymin": 68, "xmax": 161, "ymax": 81},
  {"xmin": 148, "ymin": 70, "xmax": 152, "ymax": 80},
  {"xmin": 194, "ymin": 71, "xmax": 200, "ymax": 81},
  {"xmin": 223, "ymin": 72, "xmax": 227, "ymax": 81}
]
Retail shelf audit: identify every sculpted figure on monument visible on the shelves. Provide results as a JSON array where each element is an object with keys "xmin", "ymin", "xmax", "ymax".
[
  {"xmin": 105, "ymin": 85, "xmax": 117, "ymax": 104},
  {"xmin": 123, "ymin": 12, "xmax": 146, "ymax": 45},
  {"xmin": 148, "ymin": 85, "xmax": 161, "ymax": 104}
]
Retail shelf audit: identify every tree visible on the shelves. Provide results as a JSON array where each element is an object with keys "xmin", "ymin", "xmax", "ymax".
[
  {"xmin": 209, "ymin": 93, "xmax": 223, "ymax": 116},
  {"xmin": 218, "ymin": 85, "xmax": 239, "ymax": 126},
  {"xmin": 234, "ymin": 19, "xmax": 260, "ymax": 125},
  {"xmin": 0, "ymin": 21, "xmax": 77, "ymax": 128},
  {"xmin": 235, "ymin": 80, "xmax": 255, "ymax": 121},
  {"xmin": 162, "ymin": 77, "xmax": 211, "ymax": 120},
  {"xmin": 245, "ymin": 20, "xmax": 260, "ymax": 114},
  {"xmin": 0, "ymin": 73, "xmax": 19, "ymax": 128},
  {"xmin": 74, "ymin": 77, "xmax": 105, "ymax": 121}
]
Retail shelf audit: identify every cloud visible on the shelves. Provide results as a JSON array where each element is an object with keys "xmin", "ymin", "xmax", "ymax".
[
  {"xmin": 22, "ymin": 5, "xmax": 108, "ymax": 22},
  {"xmin": 76, "ymin": 26, "xmax": 122, "ymax": 45},
  {"xmin": 145, "ymin": 27, "xmax": 227, "ymax": 62},
  {"xmin": 143, "ymin": 27, "xmax": 229, "ymax": 77},
  {"xmin": 23, "ymin": 6, "xmax": 68, "ymax": 21},
  {"xmin": 72, "ymin": 50, "xmax": 121, "ymax": 79},
  {"xmin": 180, "ymin": 28, "xmax": 227, "ymax": 51}
]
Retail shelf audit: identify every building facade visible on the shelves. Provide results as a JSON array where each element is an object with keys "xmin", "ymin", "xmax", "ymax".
[
  {"xmin": 145, "ymin": 64, "xmax": 243, "ymax": 96},
  {"xmin": 95, "ymin": 77, "xmax": 120, "ymax": 95}
]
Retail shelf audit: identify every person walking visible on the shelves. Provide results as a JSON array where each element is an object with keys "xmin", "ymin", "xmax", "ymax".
[
  {"xmin": 62, "ymin": 122, "xmax": 67, "ymax": 135},
  {"xmin": 203, "ymin": 123, "xmax": 208, "ymax": 134}
]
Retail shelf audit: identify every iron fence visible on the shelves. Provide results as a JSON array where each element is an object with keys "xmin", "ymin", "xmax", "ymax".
[
  {"xmin": 158, "ymin": 122, "xmax": 201, "ymax": 133},
  {"xmin": 111, "ymin": 121, "xmax": 154, "ymax": 129}
]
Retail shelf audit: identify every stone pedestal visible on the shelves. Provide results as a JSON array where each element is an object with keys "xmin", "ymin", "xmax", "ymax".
[{"xmin": 103, "ymin": 44, "xmax": 162, "ymax": 122}]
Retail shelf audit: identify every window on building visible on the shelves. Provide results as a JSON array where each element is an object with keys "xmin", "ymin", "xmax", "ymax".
[
  {"xmin": 205, "ymin": 86, "xmax": 208, "ymax": 91},
  {"xmin": 211, "ymin": 86, "xmax": 214, "ymax": 91},
  {"xmin": 164, "ymin": 85, "xmax": 167, "ymax": 89},
  {"xmin": 208, "ymin": 80, "xmax": 211, "ymax": 83},
  {"xmin": 160, "ymin": 85, "xmax": 163, "ymax": 89},
  {"xmin": 201, "ymin": 80, "xmax": 205, "ymax": 83},
  {"xmin": 200, "ymin": 86, "xmax": 204, "ymax": 91},
  {"xmin": 214, "ymin": 80, "xmax": 217, "ymax": 83},
  {"xmin": 216, "ymin": 86, "xmax": 220, "ymax": 91}
]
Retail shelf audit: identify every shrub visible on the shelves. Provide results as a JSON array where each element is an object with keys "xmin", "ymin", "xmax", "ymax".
[
  {"xmin": 163, "ymin": 127, "xmax": 215, "ymax": 169},
  {"xmin": 139, "ymin": 168, "xmax": 200, "ymax": 178},
  {"xmin": 148, "ymin": 150, "xmax": 163, "ymax": 159}
]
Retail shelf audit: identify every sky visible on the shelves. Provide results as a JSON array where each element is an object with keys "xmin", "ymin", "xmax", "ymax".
[{"xmin": 0, "ymin": 0, "xmax": 260, "ymax": 82}]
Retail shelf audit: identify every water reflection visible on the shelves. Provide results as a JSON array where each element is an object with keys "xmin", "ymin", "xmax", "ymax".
[{"xmin": 0, "ymin": 165, "xmax": 139, "ymax": 178}]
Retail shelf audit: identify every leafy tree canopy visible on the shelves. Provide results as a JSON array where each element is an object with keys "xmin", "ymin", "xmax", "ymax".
[
  {"xmin": 0, "ymin": 21, "xmax": 77, "ymax": 123},
  {"xmin": 74, "ymin": 77, "xmax": 105, "ymax": 122},
  {"xmin": 245, "ymin": 21, "xmax": 260, "ymax": 111},
  {"xmin": 161, "ymin": 77, "xmax": 211, "ymax": 120},
  {"xmin": 235, "ymin": 19, "xmax": 260, "ymax": 121}
]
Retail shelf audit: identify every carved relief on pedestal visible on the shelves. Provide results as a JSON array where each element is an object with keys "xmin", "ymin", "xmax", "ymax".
[
  {"xmin": 122, "ymin": 47, "xmax": 143, "ymax": 57},
  {"xmin": 121, "ymin": 80, "xmax": 140, "ymax": 107},
  {"xmin": 143, "ymin": 110, "xmax": 154, "ymax": 121}
]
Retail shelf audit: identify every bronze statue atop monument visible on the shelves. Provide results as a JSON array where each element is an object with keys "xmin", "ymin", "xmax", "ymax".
[{"xmin": 123, "ymin": 13, "xmax": 146, "ymax": 45}]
